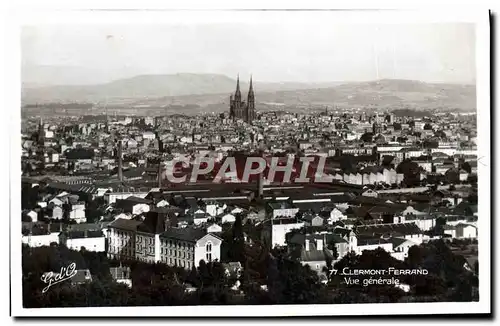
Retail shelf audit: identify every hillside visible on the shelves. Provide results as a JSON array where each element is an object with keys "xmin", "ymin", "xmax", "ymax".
[
  {"xmin": 127, "ymin": 79, "xmax": 476, "ymax": 112},
  {"xmin": 21, "ymin": 73, "xmax": 342, "ymax": 104},
  {"xmin": 21, "ymin": 75, "xmax": 476, "ymax": 112}
]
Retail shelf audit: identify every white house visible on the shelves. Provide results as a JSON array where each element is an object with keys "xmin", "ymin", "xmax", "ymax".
[
  {"xmin": 22, "ymin": 232, "xmax": 60, "ymax": 247},
  {"xmin": 206, "ymin": 203, "xmax": 226, "ymax": 217},
  {"xmin": 326, "ymin": 208, "xmax": 347, "ymax": 224},
  {"xmin": 390, "ymin": 238, "xmax": 417, "ymax": 261},
  {"xmin": 455, "ymin": 223, "xmax": 478, "ymax": 239},
  {"xmin": 207, "ymin": 223, "xmax": 222, "ymax": 233},
  {"xmin": 160, "ymin": 229, "xmax": 223, "ymax": 269},
  {"xmin": 104, "ymin": 191, "xmax": 149, "ymax": 205},
  {"xmin": 27, "ymin": 210, "xmax": 38, "ymax": 222},
  {"xmin": 355, "ymin": 238, "xmax": 393, "ymax": 255},
  {"xmin": 221, "ymin": 213, "xmax": 236, "ymax": 224},
  {"xmin": 268, "ymin": 202, "xmax": 299, "ymax": 219},
  {"xmin": 156, "ymin": 199, "xmax": 170, "ymax": 207},
  {"xmin": 49, "ymin": 197, "xmax": 65, "ymax": 207},
  {"xmin": 60, "ymin": 230, "xmax": 106, "ymax": 252},
  {"xmin": 271, "ymin": 219, "xmax": 304, "ymax": 248},
  {"xmin": 193, "ymin": 213, "xmax": 210, "ymax": 226},
  {"xmin": 52, "ymin": 206, "xmax": 63, "ymax": 220},
  {"xmin": 69, "ymin": 203, "xmax": 86, "ymax": 223},
  {"xmin": 231, "ymin": 207, "xmax": 244, "ymax": 215},
  {"xmin": 142, "ymin": 131, "xmax": 156, "ymax": 140},
  {"xmin": 132, "ymin": 203, "xmax": 150, "ymax": 216}
]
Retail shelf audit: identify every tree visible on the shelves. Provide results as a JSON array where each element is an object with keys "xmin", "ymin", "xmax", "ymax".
[
  {"xmin": 461, "ymin": 161, "xmax": 472, "ymax": 174},
  {"xmin": 423, "ymin": 123, "xmax": 433, "ymax": 130},
  {"xmin": 360, "ymin": 132, "xmax": 373, "ymax": 143},
  {"xmin": 231, "ymin": 213, "xmax": 246, "ymax": 264},
  {"xmin": 396, "ymin": 160, "xmax": 421, "ymax": 187}
]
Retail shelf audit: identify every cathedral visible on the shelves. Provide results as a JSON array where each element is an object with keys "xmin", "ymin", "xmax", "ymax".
[{"xmin": 229, "ymin": 75, "xmax": 255, "ymax": 123}]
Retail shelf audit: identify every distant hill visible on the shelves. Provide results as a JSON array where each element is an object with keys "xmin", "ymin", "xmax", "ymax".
[
  {"xmin": 21, "ymin": 73, "xmax": 342, "ymax": 104},
  {"xmin": 128, "ymin": 79, "xmax": 476, "ymax": 112},
  {"xmin": 21, "ymin": 74, "xmax": 476, "ymax": 112}
]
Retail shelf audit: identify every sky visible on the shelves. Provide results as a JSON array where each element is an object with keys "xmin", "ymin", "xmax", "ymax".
[{"xmin": 21, "ymin": 23, "xmax": 476, "ymax": 85}]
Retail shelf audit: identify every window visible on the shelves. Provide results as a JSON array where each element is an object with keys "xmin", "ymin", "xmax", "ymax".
[
  {"xmin": 206, "ymin": 253, "xmax": 212, "ymax": 261},
  {"xmin": 206, "ymin": 242, "xmax": 212, "ymax": 252}
]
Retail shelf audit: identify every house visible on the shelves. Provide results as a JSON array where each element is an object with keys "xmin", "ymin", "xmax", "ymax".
[
  {"xmin": 299, "ymin": 236, "xmax": 334, "ymax": 274},
  {"xmin": 362, "ymin": 189, "xmax": 379, "ymax": 198},
  {"xmin": 156, "ymin": 199, "xmax": 169, "ymax": 207},
  {"xmin": 69, "ymin": 202, "xmax": 86, "ymax": 223},
  {"xmin": 267, "ymin": 201, "xmax": 299, "ymax": 219},
  {"xmin": 49, "ymin": 197, "xmax": 65, "ymax": 207},
  {"xmin": 443, "ymin": 225, "xmax": 457, "ymax": 238},
  {"xmin": 205, "ymin": 202, "xmax": 226, "ymax": 217},
  {"xmin": 268, "ymin": 217, "xmax": 304, "ymax": 248},
  {"xmin": 110, "ymin": 266, "xmax": 132, "ymax": 288},
  {"xmin": 323, "ymin": 233, "xmax": 350, "ymax": 261},
  {"xmin": 26, "ymin": 210, "xmax": 38, "ymax": 222},
  {"xmin": 59, "ymin": 230, "xmax": 106, "ymax": 252},
  {"xmin": 193, "ymin": 212, "xmax": 210, "ymax": 226},
  {"xmin": 221, "ymin": 213, "xmax": 236, "ymax": 224},
  {"xmin": 332, "ymin": 227, "xmax": 358, "ymax": 252},
  {"xmin": 115, "ymin": 196, "xmax": 152, "ymax": 215},
  {"xmin": 355, "ymin": 237, "xmax": 393, "ymax": 255},
  {"xmin": 321, "ymin": 207, "xmax": 347, "ymax": 225},
  {"xmin": 206, "ymin": 223, "xmax": 222, "ymax": 233},
  {"xmin": 159, "ymin": 227, "xmax": 223, "ymax": 269},
  {"xmin": 455, "ymin": 223, "xmax": 478, "ymax": 239},
  {"xmin": 389, "ymin": 238, "xmax": 417, "ymax": 261},
  {"xmin": 302, "ymin": 213, "xmax": 324, "ymax": 227},
  {"xmin": 22, "ymin": 223, "xmax": 62, "ymax": 247},
  {"xmin": 404, "ymin": 214, "xmax": 436, "ymax": 232}
]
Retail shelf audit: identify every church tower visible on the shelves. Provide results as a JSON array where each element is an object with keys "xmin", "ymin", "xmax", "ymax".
[
  {"xmin": 234, "ymin": 74, "xmax": 243, "ymax": 119},
  {"xmin": 38, "ymin": 118, "xmax": 44, "ymax": 146},
  {"xmin": 229, "ymin": 74, "xmax": 255, "ymax": 123},
  {"xmin": 246, "ymin": 75, "xmax": 255, "ymax": 123}
]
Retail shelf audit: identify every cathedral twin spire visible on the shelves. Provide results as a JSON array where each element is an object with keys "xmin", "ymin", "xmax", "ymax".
[{"xmin": 229, "ymin": 74, "xmax": 255, "ymax": 123}]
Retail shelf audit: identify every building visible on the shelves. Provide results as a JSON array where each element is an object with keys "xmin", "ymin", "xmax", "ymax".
[
  {"xmin": 110, "ymin": 266, "xmax": 132, "ymax": 288},
  {"xmin": 107, "ymin": 218, "xmax": 143, "ymax": 260},
  {"xmin": 59, "ymin": 230, "xmax": 106, "ymax": 252},
  {"xmin": 229, "ymin": 75, "xmax": 256, "ymax": 124},
  {"xmin": 159, "ymin": 227, "xmax": 222, "ymax": 269},
  {"xmin": 269, "ymin": 217, "xmax": 305, "ymax": 248}
]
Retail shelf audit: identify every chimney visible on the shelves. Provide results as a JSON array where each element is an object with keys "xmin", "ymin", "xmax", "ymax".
[
  {"xmin": 257, "ymin": 172, "xmax": 264, "ymax": 198},
  {"xmin": 117, "ymin": 140, "xmax": 123, "ymax": 182},
  {"xmin": 158, "ymin": 163, "xmax": 163, "ymax": 189},
  {"xmin": 316, "ymin": 238, "xmax": 323, "ymax": 251},
  {"xmin": 305, "ymin": 239, "xmax": 310, "ymax": 251}
]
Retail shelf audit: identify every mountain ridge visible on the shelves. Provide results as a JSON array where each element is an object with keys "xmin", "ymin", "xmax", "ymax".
[{"xmin": 21, "ymin": 74, "xmax": 476, "ymax": 111}]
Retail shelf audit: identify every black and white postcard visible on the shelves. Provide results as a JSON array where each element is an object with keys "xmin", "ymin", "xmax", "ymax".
[{"xmin": 8, "ymin": 7, "xmax": 491, "ymax": 318}]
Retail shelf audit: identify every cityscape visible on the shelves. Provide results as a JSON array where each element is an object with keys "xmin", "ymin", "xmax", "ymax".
[{"xmin": 19, "ymin": 21, "xmax": 480, "ymax": 310}]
